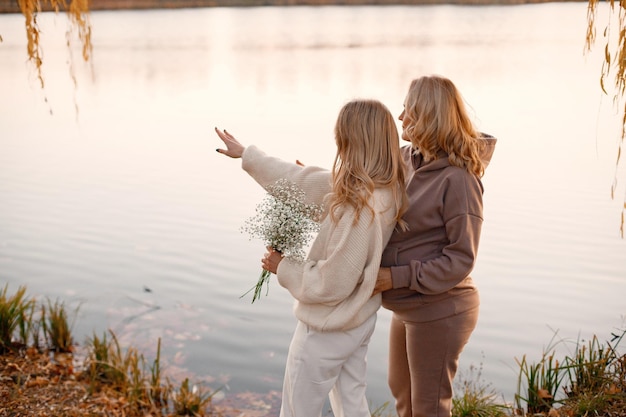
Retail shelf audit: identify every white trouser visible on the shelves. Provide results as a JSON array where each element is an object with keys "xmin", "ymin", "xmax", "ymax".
[{"xmin": 279, "ymin": 313, "xmax": 377, "ymax": 417}]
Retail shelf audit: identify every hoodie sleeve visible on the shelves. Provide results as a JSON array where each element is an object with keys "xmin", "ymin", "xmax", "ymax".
[
  {"xmin": 389, "ymin": 135, "xmax": 496, "ymax": 294},
  {"xmin": 241, "ymin": 145, "xmax": 332, "ymax": 205},
  {"xmin": 390, "ymin": 172, "xmax": 484, "ymax": 294}
]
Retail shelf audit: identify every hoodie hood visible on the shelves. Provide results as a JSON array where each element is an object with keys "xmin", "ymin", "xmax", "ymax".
[
  {"xmin": 404, "ymin": 132, "xmax": 497, "ymax": 174},
  {"xmin": 479, "ymin": 133, "xmax": 497, "ymax": 169}
]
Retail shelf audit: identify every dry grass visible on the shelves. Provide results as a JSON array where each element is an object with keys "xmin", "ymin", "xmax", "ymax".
[
  {"xmin": 0, "ymin": 345, "xmax": 282, "ymax": 417},
  {"xmin": 1, "ymin": 284, "xmax": 625, "ymax": 417}
]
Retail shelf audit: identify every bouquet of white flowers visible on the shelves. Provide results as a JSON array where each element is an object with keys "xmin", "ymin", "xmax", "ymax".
[{"xmin": 241, "ymin": 178, "xmax": 323, "ymax": 303}]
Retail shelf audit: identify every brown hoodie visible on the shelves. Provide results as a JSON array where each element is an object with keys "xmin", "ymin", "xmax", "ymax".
[{"xmin": 381, "ymin": 135, "xmax": 497, "ymax": 322}]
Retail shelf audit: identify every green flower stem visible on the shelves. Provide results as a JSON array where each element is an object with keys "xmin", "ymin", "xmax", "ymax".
[{"xmin": 240, "ymin": 269, "xmax": 272, "ymax": 303}]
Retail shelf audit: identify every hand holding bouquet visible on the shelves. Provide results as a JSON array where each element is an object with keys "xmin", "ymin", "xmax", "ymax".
[{"xmin": 241, "ymin": 179, "xmax": 323, "ymax": 303}]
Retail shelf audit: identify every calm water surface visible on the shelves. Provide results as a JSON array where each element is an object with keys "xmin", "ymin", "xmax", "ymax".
[{"xmin": 1, "ymin": 3, "xmax": 625, "ymax": 409}]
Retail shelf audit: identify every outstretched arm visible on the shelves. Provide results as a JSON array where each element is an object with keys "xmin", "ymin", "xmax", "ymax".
[
  {"xmin": 214, "ymin": 128, "xmax": 331, "ymax": 205},
  {"xmin": 215, "ymin": 127, "xmax": 245, "ymax": 158}
]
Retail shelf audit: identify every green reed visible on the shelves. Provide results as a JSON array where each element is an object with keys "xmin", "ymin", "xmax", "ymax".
[
  {"xmin": 42, "ymin": 297, "xmax": 78, "ymax": 353},
  {"xmin": 172, "ymin": 377, "xmax": 217, "ymax": 417},
  {"xmin": 514, "ymin": 328, "xmax": 626, "ymax": 416},
  {"xmin": 5, "ymin": 283, "xmax": 624, "ymax": 417},
  {"xmin": 0, "ymin": 284, "xmax": 35, "ymax": 353}
]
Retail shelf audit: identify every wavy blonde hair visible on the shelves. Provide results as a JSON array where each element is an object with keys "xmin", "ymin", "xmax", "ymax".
[
  {"xmin": 329, "ymin": 99, "xmax": 408, "ymax": 229},
  {"xmin": 402, "ymin": 75, "xmax": 485, "ymax": 177}
]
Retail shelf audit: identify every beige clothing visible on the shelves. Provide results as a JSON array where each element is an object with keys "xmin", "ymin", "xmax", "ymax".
[
  {"xmin": 381, "ymin": 135, "xmax": 497, "ymax": 417},
  {"xmin": 242, "ymin": 145, "xmax": 400, "ymax": 331},
  {"xmin": 381, "ymin": 136, "xmax": 497, "ymax": 322}
]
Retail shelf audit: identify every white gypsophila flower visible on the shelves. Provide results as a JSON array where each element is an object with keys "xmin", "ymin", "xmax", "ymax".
[{"xmin": 240, "ymin": 179, "xmax": 323, "ymax": 302}]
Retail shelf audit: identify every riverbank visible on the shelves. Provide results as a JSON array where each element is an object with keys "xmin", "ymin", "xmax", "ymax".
[
  {"xmin": 0, "ymin": 0, "xmax": 586, "ymax": 13},
  {"xmin": 1, "ymin": 282, "xmax": 624, "ymax": 416},
  {"xmin": 1, "ymin": 341, "xmax": 625, "ymax": 417},
  {"xmin": 0, "ymin": 346, "xmax": 282, "ymax": 417}
]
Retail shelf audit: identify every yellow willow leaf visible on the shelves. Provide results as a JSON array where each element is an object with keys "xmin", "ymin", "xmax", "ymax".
[
  {"xmin": 612, "ymin": 181, "xmax": 616, "ymax": 199},
  {"xmin": 50, "ymin": 0, "xmax": 67, "ymax": 12},
  {"xmin": 17, "ymin": 0, "xmax": 46, "ymax": 89},
  {"xmin": 16, "ymin": 0, "xmax": 93, "ymax": 114},
  {"xmin": 68, "ymin": 0, "xmax": 93, "ymax": 62},
  {"xmin": 586, "ymin": 2, "xmax": 597, "ymax": 49},
  {"xmin": 587, "ymin": 0, "xmax": 626, "ymax": 238}
]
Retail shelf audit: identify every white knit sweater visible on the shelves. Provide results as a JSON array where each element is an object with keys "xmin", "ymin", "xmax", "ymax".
[{"xmin": 242, "ymin": 145, "xmax": 399, "ymax": 332}]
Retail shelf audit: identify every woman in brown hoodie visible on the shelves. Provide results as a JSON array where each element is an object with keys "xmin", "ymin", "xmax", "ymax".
[{"xmin": 373, "ymin": 75, "xmax": 497, "ymax": 417}]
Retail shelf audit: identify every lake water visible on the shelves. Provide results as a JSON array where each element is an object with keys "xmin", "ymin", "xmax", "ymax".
[{"xmin": 1, "ymin": 2, "xmax": 625, "ymax": 411}]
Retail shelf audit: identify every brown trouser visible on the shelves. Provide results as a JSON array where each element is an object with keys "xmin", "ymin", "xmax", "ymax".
[{"xmin": 388, "ymin": 306, "xmax": 479, "ymax": 417}]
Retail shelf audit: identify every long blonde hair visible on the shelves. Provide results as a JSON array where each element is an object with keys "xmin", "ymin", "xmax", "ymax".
[
  {"xmin": 402, "ymin": 75, "xmax": 485, "ymax": 177},
  {"xmin": 329, "ymin": 99, "xmax": 408, "ymax": 228}
]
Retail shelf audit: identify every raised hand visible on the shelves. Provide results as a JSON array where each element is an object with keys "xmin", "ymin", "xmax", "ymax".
[{"xmin": 215, "ymin": 127, "xmax": 245, "ymax": 158}]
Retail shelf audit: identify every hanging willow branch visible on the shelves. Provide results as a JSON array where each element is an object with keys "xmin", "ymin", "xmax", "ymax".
[
  {"xmin": 18, "ymin": 0, "xmax": 93, "ymax": 111},
  {"xmin": 586, "ymin": 0, "xmax": 626, "ymax": 238}
]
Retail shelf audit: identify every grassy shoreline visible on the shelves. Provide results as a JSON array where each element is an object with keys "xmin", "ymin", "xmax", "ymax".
[
  {"xmin": 1, "ymin": 284, "xmax": 625, "ymax": 416},
  {"xmin": 0, "ymin": 0, "xmax": 586, "ymax": 13}
]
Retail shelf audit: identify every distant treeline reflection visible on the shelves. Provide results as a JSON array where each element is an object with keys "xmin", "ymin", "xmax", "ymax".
[{"xmin": 0, "ymin": 0, "xmax": 586, "ymax": 14}]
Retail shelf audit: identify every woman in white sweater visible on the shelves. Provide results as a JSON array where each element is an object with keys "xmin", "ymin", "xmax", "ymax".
[{"xmin": 214, "ymin": 99, "xmax": 407, "ymax": 417}]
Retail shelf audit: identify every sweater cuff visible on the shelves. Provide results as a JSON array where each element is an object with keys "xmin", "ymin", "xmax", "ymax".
[
  {"xmin": 241, "ymin": 145, "xmax": 260, "ymax": 172},
  {"xmin": 390, "ymin": 265, "xmax": 412, "ymax": 289}
]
